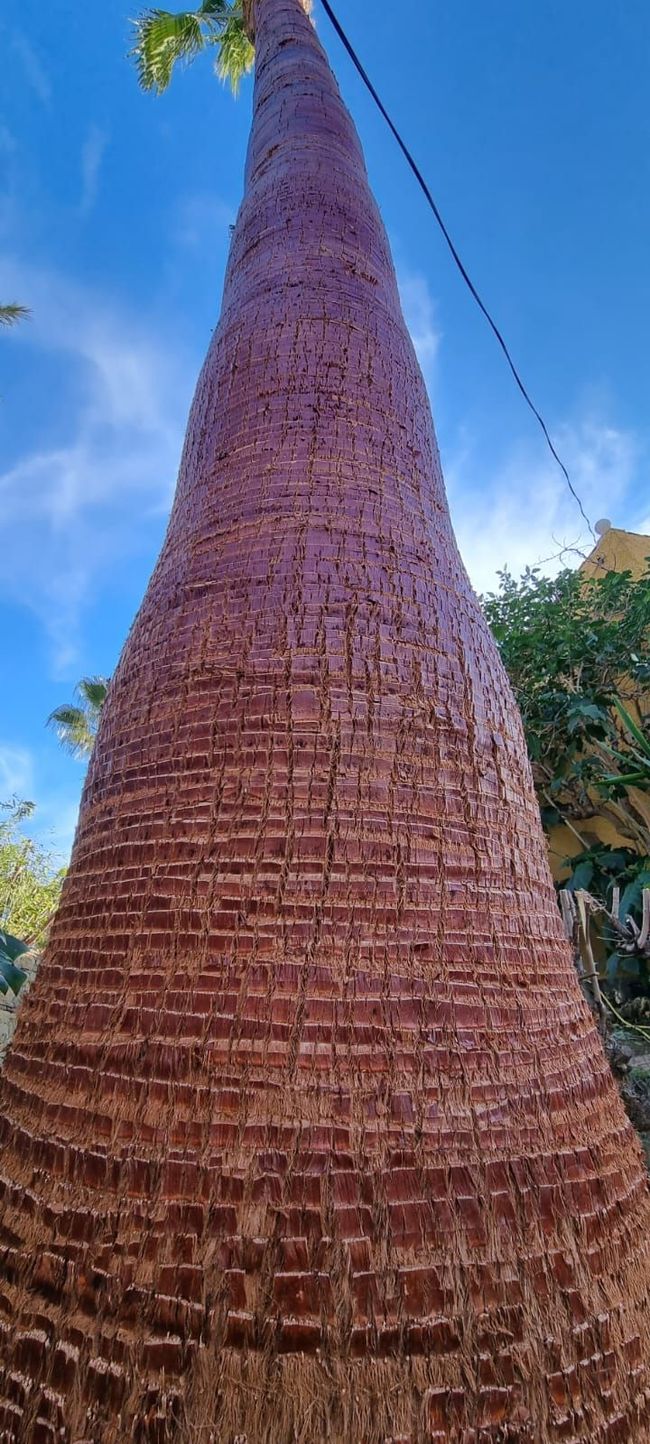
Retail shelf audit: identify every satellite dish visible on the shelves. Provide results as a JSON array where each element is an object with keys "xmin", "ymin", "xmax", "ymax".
[{"xmin": 595, "ymin": 518, "xmax": 612, "ymax": 537}]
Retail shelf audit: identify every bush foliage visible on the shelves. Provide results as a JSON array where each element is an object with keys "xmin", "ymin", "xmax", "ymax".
[
  {"xmin": 483, "ymin": 560, "xmax": 650, "ymax": 993},
  {"xmin": 0, "ymin": 798, "xmax": 66, "ymax": 947}
]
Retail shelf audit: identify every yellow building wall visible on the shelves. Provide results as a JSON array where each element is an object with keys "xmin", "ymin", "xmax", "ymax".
[{"xmin": 580, "ymin": 526, "xmax": 650, "ymax": 583}]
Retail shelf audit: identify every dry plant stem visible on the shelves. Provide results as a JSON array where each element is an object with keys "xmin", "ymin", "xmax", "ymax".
[
  {"xmin": 600, "ymin": 797, "xmax": 648, "ymax": 849},
  {"xmin": 558, "ymin": 888, "xmax": 606, "ymax": 1015},
  {"xmin": 558, "ymin": 890, "xmax": 578, "ymax": 954},
  {"xmin": 541, "ymin": 788, "xmax": 590, "ymax": 850},
  {"xmin": 640, "ymin": 890, "xmax": 650, "ymax": 950},
  {"xmin": 0, "ymin": 0, "xmax": 649, "ymax": 1439},
  {"xmin": 585, "ymin": 889, "xmax": 650, "ymax": 959},
  {"xmin": 602, "ymin": 991, "xmax": 650, "ymax": 1044},
  {"xmin": 574, "ymin": 890, "xmax": 605, "ymax": 1016}
]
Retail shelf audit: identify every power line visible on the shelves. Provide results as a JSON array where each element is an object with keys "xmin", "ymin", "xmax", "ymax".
[{"xmin": 318, "ymin": 0, "xmax": 595, "ymax": 540}]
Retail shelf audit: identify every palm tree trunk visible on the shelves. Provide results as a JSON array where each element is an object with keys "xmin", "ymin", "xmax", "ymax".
[
  {"xmin": 1, "ymin": 0, "xmax": 649, "ymax": 1438},
  {"xmin": 244, "ymin": 0, "xmax": 310, "ymax": 41}
]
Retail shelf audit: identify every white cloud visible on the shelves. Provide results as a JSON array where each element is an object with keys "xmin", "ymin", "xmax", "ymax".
[
  {"xmin": 79, "ymin": 126, "xmax": 109, "ymax": 217},
  {"xmin": 446, "ymin": 416, "xmax": 642, "ymax": 594},
  {"xmin": 398, "ymin": 270, "xmax": 441, "ymax": 380},
  {"xmin": 0, "ymin": 254, "xmax": 194, "ymax": 674},
  {"xmin": 0, "ymin": 745, "xmax": 34, "ymax": 802},
  {"xmin": 11, "ymin": 33, "xmax": 51, "ymax": 106}
]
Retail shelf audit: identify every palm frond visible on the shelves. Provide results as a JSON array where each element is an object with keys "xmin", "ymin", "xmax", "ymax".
[
  {"xmin": 76, "ymin": 676, "xmax": 110, "ymax": 712},
  {"xmin": 131, "ymin": 7, "xmax": 207, "ymax": 93},
  {"xmin": 47, "ymin": 674, "xmax": 109, "ymax": 759},
  {"xmin": 215, "ymin": 13, "xmax": 254, "ymax": 93},
  {"xmin": 47, "ymin": 705, "xmax": 87, "ymax": 728},
  {"xmin": 47, "ymin": 706, "xmax": 96, "ymax": 759},
  {"xmin": 199, "ymin": 0, "xmax": 231, "ymax": 17},
  {"xmin": 131, "ymin": 0, "xmax": 253, "ymax": 96},
  {"xmin": 0, "ymin": 304, "xmax": 30, "ymax": 328}
]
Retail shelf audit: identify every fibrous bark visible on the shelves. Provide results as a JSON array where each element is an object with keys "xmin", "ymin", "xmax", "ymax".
[
  {"xmin": 244, "ymin": 0, "xmax": 310, "ymax": 41},
  {"xmin": 1, "ymin": 0, "xmax": 649, "ymax": 1440}
]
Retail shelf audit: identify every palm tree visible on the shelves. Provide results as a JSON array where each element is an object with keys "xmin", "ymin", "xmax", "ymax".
[
  {"xmin": 0, "ymin": 2, "xmax": 648, "ymax": 1439},
  {"xmin": 46, "ymin": 676, "xmax": 109, "ymax": 759},
  {"xmin": 0, "ymin": 304, "xmax": 29, "ymax": 327}
]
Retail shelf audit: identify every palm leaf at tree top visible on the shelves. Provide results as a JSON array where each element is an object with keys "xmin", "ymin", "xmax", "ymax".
[
  {"xmin": 131, "ymin": 0, "xmax": 312, "ymax": 95},
  {"xmin": 131, "ymin": 0, "xmax": 254, "ymax": 95}
]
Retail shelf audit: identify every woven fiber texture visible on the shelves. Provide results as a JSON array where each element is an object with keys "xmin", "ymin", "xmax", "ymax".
[{"xmin": 0, "ymin": 0, "xmax": 649, "ymax": 1439}]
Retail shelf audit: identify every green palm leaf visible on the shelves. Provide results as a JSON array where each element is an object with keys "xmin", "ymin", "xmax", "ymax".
[
  {"xmin": 0, "ymin": 304, "xmax": 30, "ymax": 328},
  {"xmin": 46, "ymin": 676, "xmax": 110, "ymax": 759},
  {"xmin": 215, "ymin": 14, "xmax": 254, "ymax": 92},
  {"xmin": 614, "ymin": 698, "xmax": 650, "ymax": 759},
  {"xmin": 47, "ymin": 705, "xmax": 96, "ymax": 759},
  {"xmin": 77, "ymin": 676, "xmax": 110, "ymax": 712},
  {"xmin": 131, "ymin": 0, "xmax": 253, "ymax": 95},
  {"xmin": 131, "ymin": 8, "xmax": 207, "ymax": 92}
]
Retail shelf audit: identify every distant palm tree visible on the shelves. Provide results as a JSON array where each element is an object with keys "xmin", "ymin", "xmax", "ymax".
[
  {"xmin": 0, "ymin": 305, "xmax": 29, "ymax": 327},
  {"xmin": 47, "ymin": 676, "xmax": 109, "ymax": 759}
]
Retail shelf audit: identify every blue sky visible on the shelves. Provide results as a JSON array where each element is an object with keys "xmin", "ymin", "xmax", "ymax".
[{"xmin": 1, "ymin": 0, "xmax": 649, "ymax": 864}]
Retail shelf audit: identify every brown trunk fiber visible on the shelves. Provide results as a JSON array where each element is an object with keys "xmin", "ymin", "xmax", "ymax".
[
  {"xmin": 243, "ymin": 0, "xmax": 256, "ymax": 40},
  {"xmin": 0, "ymin": 0, "xmax": 649, "ymax": 1439},
  {"xmin": 244, "ymin": 0, "xmax": 310, "ymax": 41}
]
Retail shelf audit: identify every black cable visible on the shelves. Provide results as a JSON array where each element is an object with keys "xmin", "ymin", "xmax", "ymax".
[{"xmin": 318, "ymin": 0, "xmax": 595, "ymax": 540}]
